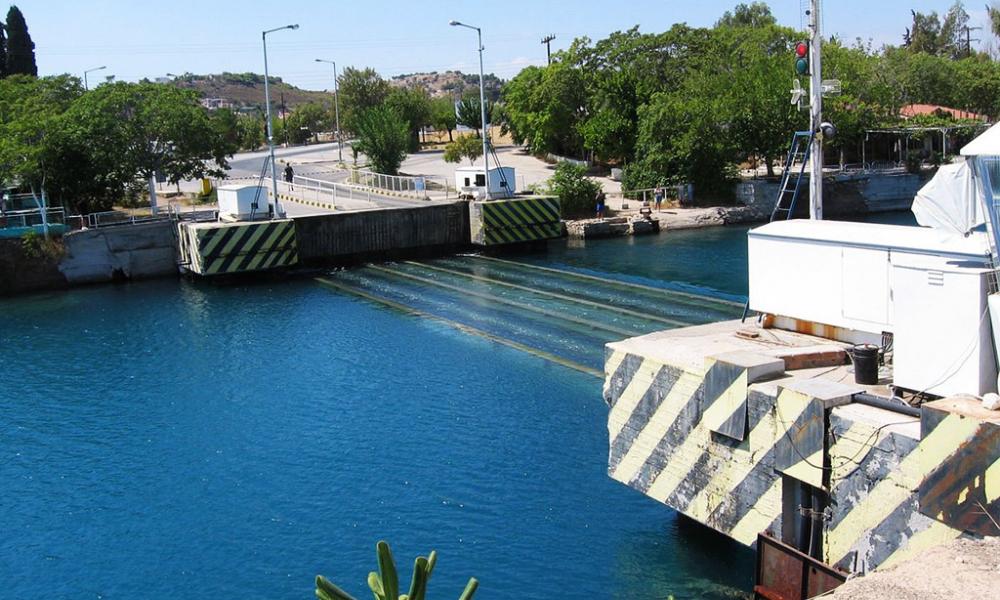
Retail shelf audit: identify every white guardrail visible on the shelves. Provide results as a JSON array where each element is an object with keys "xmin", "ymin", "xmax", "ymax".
[{"xmin": 271, "ymin": 176, "xmax": 379, "ymax": 210}]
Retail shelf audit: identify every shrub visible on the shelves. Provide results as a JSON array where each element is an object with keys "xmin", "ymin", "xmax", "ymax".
[{"xmin": 546, "ymin": 161, "xmax": 602, "ymax": 218}]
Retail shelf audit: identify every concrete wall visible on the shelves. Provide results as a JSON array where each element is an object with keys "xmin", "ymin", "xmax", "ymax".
[
  {"xmin": 0, "ymin": 238, "xmax": 67, "ymax": 296},
  {"xmin": 294, "ymin": 202, "xmax": 470, "ymax": 263},
  {"xmin": 59, "ymin": 221, "xmax": 178, "ymax": 284},
  {"xmin": 736, "ymin": 171, "xmax": 930, "ymax": 217}
]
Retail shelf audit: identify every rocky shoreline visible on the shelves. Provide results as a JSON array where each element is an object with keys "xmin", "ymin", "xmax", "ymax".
[{"xmin": 565, "ymin": 205, "xmax": 767, "ymax": 238}]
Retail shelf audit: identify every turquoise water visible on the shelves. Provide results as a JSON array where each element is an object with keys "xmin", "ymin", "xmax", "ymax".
[{"xmin": 3, "ymin": 224, "xmax": 767, "ymax": 599}]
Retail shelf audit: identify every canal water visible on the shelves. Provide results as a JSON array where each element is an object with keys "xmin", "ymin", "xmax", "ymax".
[{"xmin": 1, "ymin": 218, "xmax": 905, "ymax": 599}]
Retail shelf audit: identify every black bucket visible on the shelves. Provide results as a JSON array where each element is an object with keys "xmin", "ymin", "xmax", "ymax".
[{"xmin": 851, "ymin": 344, "xmax": 880, "ymax": 385}]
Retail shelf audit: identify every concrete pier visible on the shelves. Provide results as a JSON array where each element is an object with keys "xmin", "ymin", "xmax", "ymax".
[{"xmin": 604, "ymin": 319, "xmax": 1000, "ymax": 584}]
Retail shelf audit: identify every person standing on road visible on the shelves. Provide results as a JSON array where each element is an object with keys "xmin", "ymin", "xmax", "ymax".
[
  {"xmin": 284, "ymin": 163, "xmax": 295, "ymax": 191},
  {"xmin": 654, "ymin": 185, "xmax": 664, "ymax": 212}
]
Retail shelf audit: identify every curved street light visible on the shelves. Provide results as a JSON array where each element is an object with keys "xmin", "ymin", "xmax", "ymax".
[
  {"xmin": 83, "ymin": 65, "xmax": 106, "ymax": 91},
  {"xmin": 449, "ymin": 20, "xmax": 490, "ymax": 199},
  {"xmin": 262, "ymin": 24, "xmax": 299, "ymax": 218}
]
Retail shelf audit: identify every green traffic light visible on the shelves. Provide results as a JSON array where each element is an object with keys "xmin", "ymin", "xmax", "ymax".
[{"xmin": 795, "ymin": 57, "xmax": 809, "ymax": 75}]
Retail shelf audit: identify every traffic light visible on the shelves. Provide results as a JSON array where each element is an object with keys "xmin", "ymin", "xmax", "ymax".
[{"xmin": 794, "ymin": 41, "xmax": 809, "ymax": 76}]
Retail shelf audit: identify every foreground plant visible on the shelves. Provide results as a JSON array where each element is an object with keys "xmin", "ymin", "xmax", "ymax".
[{"xmin": 316, "ymin": 540, "xmax": 478, "ymax": 600}]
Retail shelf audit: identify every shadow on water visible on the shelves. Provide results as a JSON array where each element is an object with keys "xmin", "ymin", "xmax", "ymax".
[{"xmin": 612, "ymin": 511, "xmax": 755, "ymax": 600}]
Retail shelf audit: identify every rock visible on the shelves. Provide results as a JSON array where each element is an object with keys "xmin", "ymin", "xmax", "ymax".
[{"xmin": 982, "ymin": 393, "xmax": 1000, "ymax": 411}]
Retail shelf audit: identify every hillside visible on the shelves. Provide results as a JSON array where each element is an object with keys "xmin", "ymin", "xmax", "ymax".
[
  {"xmin": 390, "ymin": 70, "xmax": 503, "ymax": 102},
  {"xmin": 167, "ymin": 73, "xmax": 331, "ymax": 110}
]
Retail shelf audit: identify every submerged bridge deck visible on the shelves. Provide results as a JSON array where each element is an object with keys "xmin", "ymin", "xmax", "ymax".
[{"xmin": 317, "ymin": 255, "xmax": 744, "ymax": 376}]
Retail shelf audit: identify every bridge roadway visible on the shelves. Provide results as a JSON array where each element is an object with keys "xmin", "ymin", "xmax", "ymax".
[{"xmin": 226, "ymin": 141, "xmax": 455, "ymax": 215}]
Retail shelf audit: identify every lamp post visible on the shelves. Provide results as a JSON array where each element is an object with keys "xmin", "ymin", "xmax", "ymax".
[
  {"xmin": 83, "ymin": 65, "xmax": 106, "ymax": 91},
  {"xmin": 315, "ymin": 59, "xmax": 344, "ymax": 163},
  {"xmin": 262, "ymin": 24, "xmax": 299, "ymax": 218},
  {"xmin": 449, "ymin": 20, "xmax": 489, "ymax": 199}
]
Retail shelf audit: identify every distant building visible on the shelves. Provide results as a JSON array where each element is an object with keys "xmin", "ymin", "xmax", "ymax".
[
  {"xmin": 200, "ymin": 98, "xmax": 235, "ymax": 111},
  {"xmin": 900, "ymin": 103, "xmax": 987, "ymax": 122}
]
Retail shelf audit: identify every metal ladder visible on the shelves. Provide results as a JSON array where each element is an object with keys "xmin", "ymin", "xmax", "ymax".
[{"xmin": 769, "ymin": 131, "xmax": 814, "ymax": 221}]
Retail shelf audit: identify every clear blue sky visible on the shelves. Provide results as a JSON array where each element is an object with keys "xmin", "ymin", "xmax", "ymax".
[{"xmin": 15, "ymin": 1, "xmax": 992, "ymax": 90}]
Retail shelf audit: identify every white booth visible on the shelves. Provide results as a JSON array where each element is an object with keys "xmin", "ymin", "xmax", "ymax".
[
  {"xmin": 455, "ymin": 166, "xmax": 516, "ymax": 199},
  {"xmin": 217, "ymin": 184, "xmax": 268, "ymax": 221}
]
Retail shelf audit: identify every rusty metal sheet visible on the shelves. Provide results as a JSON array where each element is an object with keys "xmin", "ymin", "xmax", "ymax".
[{"xmin": 755, "ymin": 533, "xmax": 846, "ymax": 600}]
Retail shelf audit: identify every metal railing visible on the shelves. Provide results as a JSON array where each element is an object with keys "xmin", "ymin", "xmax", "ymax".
[
  {"xmin": 271, "ymin": 176, "xmax": 379, "ymax": 210},
  {"xmin": 347, "ymin": 169, "xmax": 450, "ymax": 200},
  {"xmin": 614, "ymin": 185, "xmax": 693, "ymax": 207},
  {"xmin": 0, "ymin": 207, "xmax": 66, "ymax": 229}
]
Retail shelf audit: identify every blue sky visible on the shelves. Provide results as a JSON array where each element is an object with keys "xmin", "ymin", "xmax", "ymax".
[{"xmin": 15, "ymin": 1, "xmax": 994, "ymax": 90}]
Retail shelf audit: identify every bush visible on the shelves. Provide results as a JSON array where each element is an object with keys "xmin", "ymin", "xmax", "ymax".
[
  {"xmin": 353, "ymin": 106, "xmax": 410, "ymax": 175},
  {"xmin": 21, "ymin": 230, "xmax": 64, "ymax": 261},
  {"xmin": 546, "ymin": 161, "xmax": 601, "ymax": 218}
]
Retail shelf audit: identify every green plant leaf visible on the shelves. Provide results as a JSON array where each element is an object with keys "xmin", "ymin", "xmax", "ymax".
[
  {"xmin": 315, "ymin": 575, "xmax": 359, "ymax": 600},
  {"xmin": 425, "ymin": 551, "xmax": 437, "ymax": 580},
  {"xmin": 457, "ymin": 577, "xmax": 479, "ymax": 600},
  {"xmin": 406, "ymin": 556, "xmax": 429, "ymax": 600},
  {"xmin": 376, "ymin": 540, "xmax": 399, "ymax": 600},
  {"xmin": 367, "ymin": 571, "xmax": 384, "ymax": 600}
]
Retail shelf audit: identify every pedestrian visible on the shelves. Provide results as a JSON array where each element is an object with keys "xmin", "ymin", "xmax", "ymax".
[
  {"xmin": 654, "ymin": 185, "xmax": 664, "ymax": 212},
  {"xmin": 283, "ymin": 163, "xmax": 295, "ymax": 191},
  {"xmin": 595, "ymin": 190, "xmax": 606, "ymax": 219}
]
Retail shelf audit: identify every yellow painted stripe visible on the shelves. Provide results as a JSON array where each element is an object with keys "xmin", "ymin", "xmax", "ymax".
[
  {"xmin": 679, "ymin": 392, "xmax": 814, "ymax": 524},
  {"xmin": 729, "ymin": 478, "xmax": 783, "ymax": 545},
  {"xmin": 611, "ymin": 370, "xmax": 704, "ymax": 484},
  {"xmin": 608, "ymin": 357, "xmax": 660, "ymax": 440},
  {"xmin": 700, "ymin": 370, "xmax": 747, "ymax": 435},
  {"xmin": 774, "ymin": 388, "xmax": 824, "ymax": 488},
  {"xmin": 877, "ymin": 520, "xmax": 964, "ymax": 570},
  {"xmin": 217, "ymin": 224, "xmax": 253, "ymax": 258},
  {"xmin": 985, "ymin": 457, "xmax": 1000, "ymax": 503},
  {"xmin": 605, "ymin": 350, "xmax": 627, "ymax": 380},
  {"xmin": 827, "ymin": 413, "xmax": 980, "ymax": 563}
]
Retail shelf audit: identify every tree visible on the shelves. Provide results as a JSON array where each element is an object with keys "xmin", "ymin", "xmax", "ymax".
[
  {"xmin": 386, "ymin": 86, "xmax": 431, "ymax": 151},
  {"xmin": 456, "ymin": 95, "xmax": 493, "ymax": 136},
  {"xmin": 338, "ymin": 67, "xmax": 390, "ymax": 134},
  {"xmin": 715, "ymin": 2, "xmax": 777, "ymax": 28},
  {"xmin": 353, "ymin": 106, "xmax": 410, "ymax": 175},
  {"xmin": 430, "ymin": 97, "xmax": 458, "ymax": 142},
  {"xmin": 500, "ymin": 62, "xmax": 586, "ymax": 156},
  {"xmin": 236, "ymin": 112, "xmax": 266, "ymax": 151},
  {"xmin": 443, "ymin": 134, "xmax": 483, "ymax": 165},
  {"xmin": 0, "ymin": 75, "xmax": 107, "ymax": 218},
  {"xmin": 545, "ymin": 161, "xmax": 601, "ymax": 217},
  {"xmin": 286, "ymin": 102, "xmax": 331, "ymax": 144},
  {"xmin": 5, "ymin": 6, "xmax": 37, "ymax": 77},
  {"xmin": 65, "ymin": 82, "xmax": 234, "ymax": 207},
  {"xmin": 0, "ymin": 18, "xmax": 7, "ymax": 79}
]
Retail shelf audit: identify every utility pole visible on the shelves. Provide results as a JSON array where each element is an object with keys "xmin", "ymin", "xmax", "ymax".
[
  {"xmin": 280, "ymin": 92, "xmax": 288, "ymax": 146},
  {"xmin": 541, "ymin": 34, "xmax": 556, "ymax": 65},
  {"xmin": 808, "ymin": 0, "xmax": 823, "ymax": 220},
  {"xmin": 963, "ymin": 25, "xmax": 981, "ymax": 57}
]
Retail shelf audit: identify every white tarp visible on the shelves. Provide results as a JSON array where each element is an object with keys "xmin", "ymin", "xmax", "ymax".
[
  {"xmin": 911, "ymin": 160, "xmax": 986, "ymax": 235},
  {"xmin": 961, "ymin": 122, "xmax": 1000, "ymax": 156}
]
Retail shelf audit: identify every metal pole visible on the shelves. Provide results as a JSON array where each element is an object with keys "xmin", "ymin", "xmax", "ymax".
[
  {"xmin": 477, "ymin": 27, "xmax": 489, "ymax": 200},
  {"xmin": 808, "ymin": 0, "xmax": 823, "ymax": 220},
  {"xmin": 334, "ymin": 62, "xmax": 343, "ymax": 163},
  {"xmin": 263, "ymin": 31, "xmax": 281, "ymax": 218}
]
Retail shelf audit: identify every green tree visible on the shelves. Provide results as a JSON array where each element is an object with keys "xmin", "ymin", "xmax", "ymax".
[
  {"xmin": 5, "ymin": 6, "xmax": 36, "ymax": 77},
  {"xmin": 236, "ymin": 112, "xmax": 266, "ymax": 151},
  {"xmin": 715, "ymin": 2, "xmax": 777, "ymax": 28},
  {"xmin": 386, "ymin": 86, "xmax": 431, "ymax": 152},
  {"xmin": 545, "ymin": 161, "xmax": 601, "ymax": 217},
  {"xmin": 456, "ymin": 95, "xmax": 493, "ymax": 136},
  {"xmin": 0, "ymin": 74, "xmax": 90, "ymax": 214},
  {"xmin": 65, "ymin": 82, "xmax": 234, "ymax": 205},
  {"xmin": 354, "ymin": 105, "xmax": 410, "ymax": 175},
  {"xmin": 0, "ymin": 19, "xmax": 7, "ymax": 79},
  {"xmin": 500, "ymin": 62, "xmax": 586, "ymax": 156},
  {"xmin": 338, "ymin": 67, "xmax": 390, "ymax": 134},
  {"xmin": 443, "ymin": 134, "xmax": 483, "ymax": 165},
  {"xmin": 430, "ymin": 97, "xmax": 458, "ymax": 142},
  {"xmin": 286, "ymin": 102, "xmax": 331, "ymax": 144}
]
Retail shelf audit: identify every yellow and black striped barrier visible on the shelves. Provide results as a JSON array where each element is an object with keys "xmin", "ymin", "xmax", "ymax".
[
  {"xmin": 469, "ymin": 196, "xmax": 562, "ymax": 246},
  {"xmin": 179, "ymin": 219, "xmax": 298, "ymax": 276},
  {"xmin": 606, "ymin": 337, "xmax": 1000, "ymax": 577}
]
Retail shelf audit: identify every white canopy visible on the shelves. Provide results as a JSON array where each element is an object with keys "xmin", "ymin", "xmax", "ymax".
[
  {"xmin": 961, "ymin": 122, "xmax": 1000, "ymax": 156},
  {"xmin": 911, "ymin": 159, "xmax": 986, "ymax": 235}
]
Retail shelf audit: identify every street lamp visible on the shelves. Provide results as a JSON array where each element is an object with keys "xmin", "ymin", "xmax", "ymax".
[
  {"xmin": 83, "ymin": 65, "xmax": 106, "ymax": 91},
  {"xmin": 449, "ymin": 20, "xmax": 490, "ymax": 199},
  {"xmin": 262, "ymin": 23, "xmax": 299, "ymax": 218},
  {"xmin": 315, "ymin": 59, "xmax": 344, "ymax": 163}
]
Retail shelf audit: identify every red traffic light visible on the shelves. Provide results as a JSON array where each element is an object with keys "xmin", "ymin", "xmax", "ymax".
[{"xmin": 795, "ymin": 42, "xmax": 808, "ymax": 58}]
